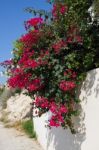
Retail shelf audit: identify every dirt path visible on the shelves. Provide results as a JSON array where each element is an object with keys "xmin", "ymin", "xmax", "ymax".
[{"xmin": 0, "ymin": 122, "xmax": 43, "ymax": 150}]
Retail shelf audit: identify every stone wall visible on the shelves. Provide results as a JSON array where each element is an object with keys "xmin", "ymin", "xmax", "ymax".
[
  {"xmin": 0, "ymin": 88, "xmax": 32, "ymax": 122},
  {"xmin": 5, "ymin": 92, "xmax": 32, "ymax": 122}
]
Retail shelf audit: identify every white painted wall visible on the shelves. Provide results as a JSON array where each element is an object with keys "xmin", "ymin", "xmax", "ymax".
[{"xmin": 33, "ymin": 68, "xmax": 99, "ymax": 150}]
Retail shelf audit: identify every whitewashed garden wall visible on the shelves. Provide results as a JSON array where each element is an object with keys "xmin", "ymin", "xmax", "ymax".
[{"xmin": 33, "ymin": 68, "xmax": 99, "ymax": 150}]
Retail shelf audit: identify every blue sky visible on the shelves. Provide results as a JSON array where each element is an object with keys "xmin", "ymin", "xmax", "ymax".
[{"xmin": 0, "ymin": 0, "xmax": 51, "ymax": 84}]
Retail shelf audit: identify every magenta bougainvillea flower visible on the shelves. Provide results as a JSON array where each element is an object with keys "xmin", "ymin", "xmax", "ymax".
[
  {"xmin": 59, "ymin": 81, "xmax": 76, "ymax": 91},
  {"xmin": 25, "ymin": 17, "xmax": 43, "ymax": 29}
]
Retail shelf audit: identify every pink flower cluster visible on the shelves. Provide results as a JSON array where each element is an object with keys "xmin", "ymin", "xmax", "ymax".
[
  {"xmin": 38, "ymin": 50, "xmax": 49, "ymax": 65},
  {"xmin": 20, "ymin": 30, "xmax": 40, "ymax": 50},
  {"xmin": 60, "ymin": 4, "xmax": 68, "ymax": 14},
  {"xmin": 23, "ymin": 59, "xmax": 39, "ymax": 69},
  {"xmin": 8, "ymin": 69, "xmax": 44, "ymax": 92},
  {"xmin": 49, "ymin": 102, "xmax": 68, "ymax": 127},
  {"xmin": 8, "ymin": 68, "xmax": 32, "ymax": 89},
  {"xmin": 59, "ymin": 80, "xmax": 76, "ymax": 92},
  {"xmin": 34, "ymin": 96, "xmax": 50, "ymax": 109},
  {"xmin": 52, "ymin": 40, "xmax": 67, "ymax": 54},
  {"xmin": 52, "ymin": 3, "xmax": 68, "ymax": 18},
  {"xmin": 8, "ymin": 72, "xmax": 30, "ymax": 89},
  {"xmin": 64, "ymin": 69, "xmax": 77, "ymax": 79},
  {"xmin": 25, "ymin": 17, "xmax": 43, "ymax": 29},
  {"xmin": 67, "ymin": 26, "xmax": 83, "ymax": 44},
  {"xmin": 18, "ymin": 51, "xmax": 35, "ymax": 65},
  {"xmin": 27, "ymin": 78, "xmax": 44, "ymax": 92},
  {"xmin": 34, "ymin": 97, "xmax": 68, "ymax": 127},
  {"xmin": 0, "ymin": 60, "xmax": 13, "ymax": 68}
]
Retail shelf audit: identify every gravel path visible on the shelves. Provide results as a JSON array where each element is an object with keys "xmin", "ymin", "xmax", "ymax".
[{"xmin": 0, "ymin": 122, "xmax": 43, "ymax": 150}]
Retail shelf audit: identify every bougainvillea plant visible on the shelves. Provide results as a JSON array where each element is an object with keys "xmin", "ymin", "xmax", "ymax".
[{"xmin": 1, "ymin": 0, "xmax": 99, "ymax": 133}]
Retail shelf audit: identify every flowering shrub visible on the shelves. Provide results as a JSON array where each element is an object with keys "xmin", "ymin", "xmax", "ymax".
[{"xmin": 1, "ymin": 0, "xmax": 99, "ymax": 133}]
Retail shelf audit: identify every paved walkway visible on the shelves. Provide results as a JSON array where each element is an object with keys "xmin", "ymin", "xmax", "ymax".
[{"xmin": 0, "ymin": 122, "xmax": 43, "ymax": 150}]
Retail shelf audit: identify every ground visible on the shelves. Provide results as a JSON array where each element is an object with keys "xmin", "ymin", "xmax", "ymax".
[{"xmin": 0, "ymin": 122, "xmax": 43, "ymax": 150}]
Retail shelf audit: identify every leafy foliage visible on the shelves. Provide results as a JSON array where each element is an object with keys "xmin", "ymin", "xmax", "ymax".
[{"xmin": 21, "ymin": 119, "xmax": 36, "ymax": 138}]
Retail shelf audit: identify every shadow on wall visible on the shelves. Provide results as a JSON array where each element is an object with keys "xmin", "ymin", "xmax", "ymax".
[
  {"xmin": 46, "ymin": 94, "xmax": 86, "ymax": 150},
  {"xmin": 46, "ymin": 69, "xmax": 99, "ymax": 150},
  {"xmin": 46, "ymin": 102, "xmax": 86, "ymax": 150},
  {"xmin": 81, "ymin": 69, "xmax": 99, "ymax": 101}
]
